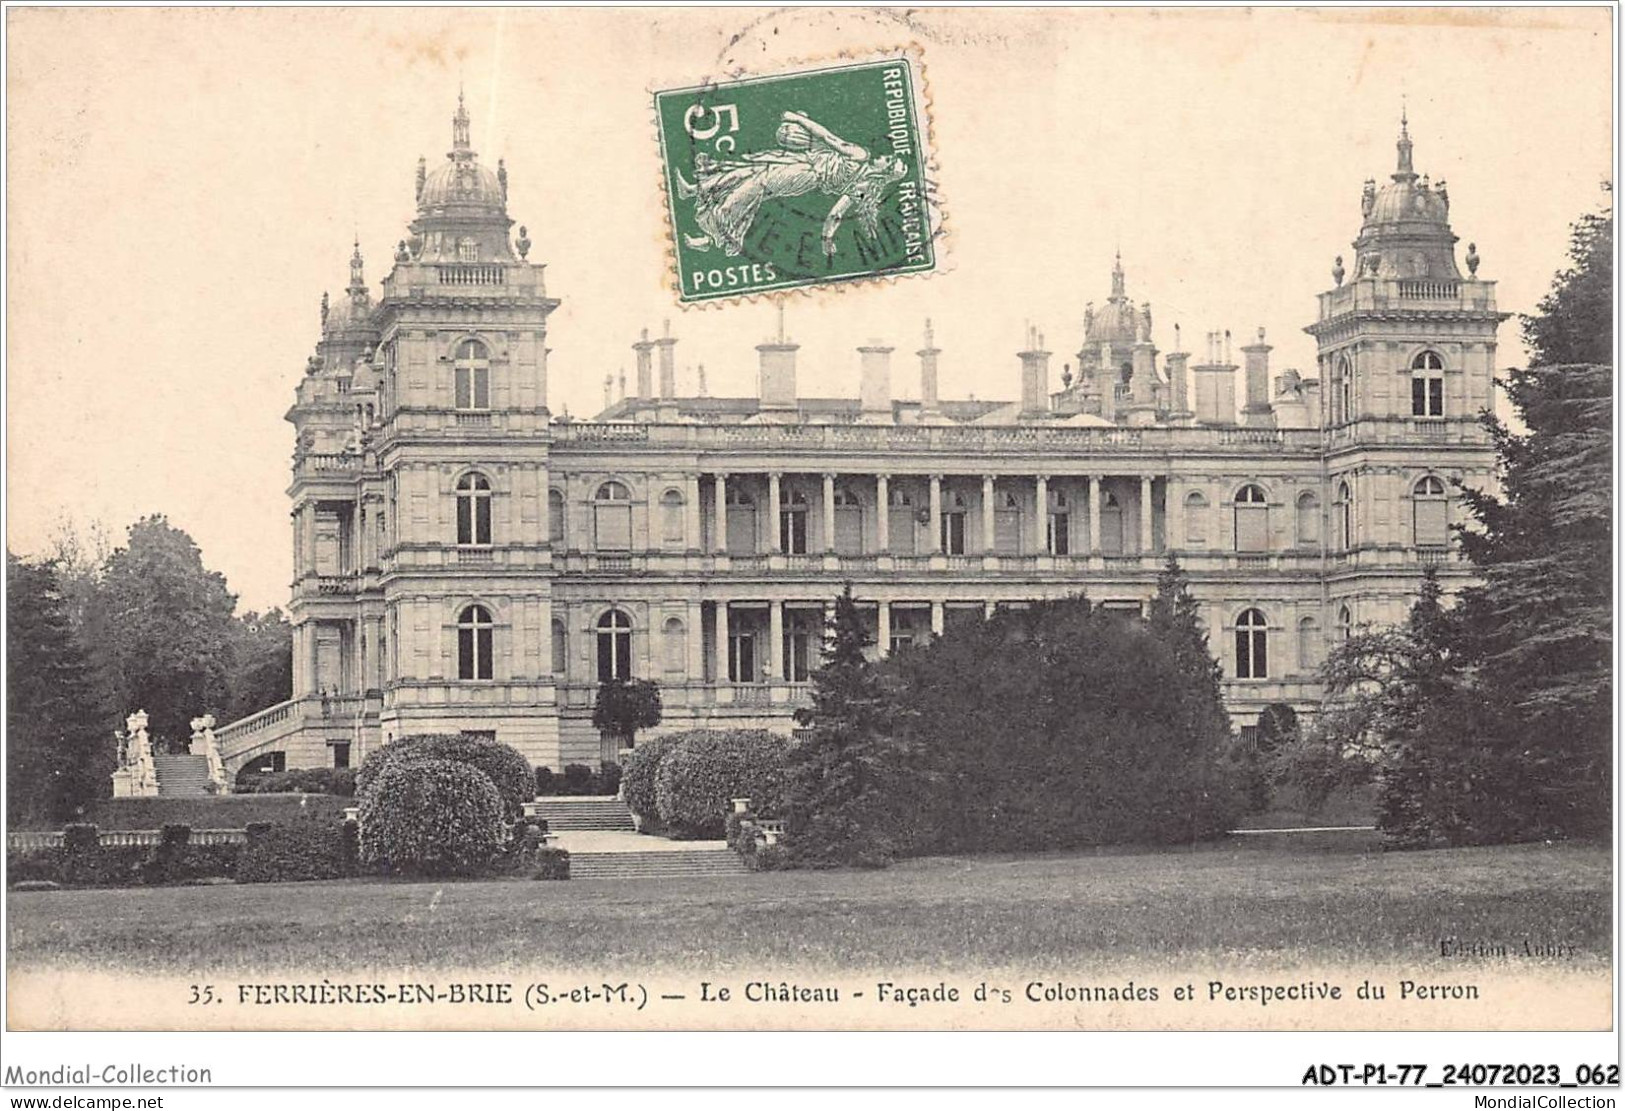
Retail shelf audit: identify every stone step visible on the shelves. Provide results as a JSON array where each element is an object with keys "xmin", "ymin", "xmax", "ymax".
[
  {"xmin": 153, "ymin": 755, "xmax": 213, "ymax": 798},
  {"xmin": 533, "ymin": 797, "xmax": 635, "ymax": 831}
]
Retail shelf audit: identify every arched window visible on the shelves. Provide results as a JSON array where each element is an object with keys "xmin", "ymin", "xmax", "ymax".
[
  {"xmin": 454, "ymin": 339, "xmax": 490, "ymax": 410},
  {"xmin": 594, "ymin": 480, "xmax": 632, "ymax": 551},
  {"xmin": 1337, "ymin": 604, "xmax": 1353, "ymax": 641},
  {"xmin": 780, "ymin": 490, "xmax": 809, "ymax": 554},
  {"xmin": 548, "ymin": 489, "xmax": 566, "ymax": 546},
  {"xmin": 456, "ymin": 473, "xmax": 492, "ymax": 546},
  {"xmin": 1336, "ymin": 481, "xmax": 1354, "ymax": 551},
  {"xmin": 662, "ymin": 616, "xmax": 685, "ymax": 673},
  {"xmin": 1297, "ymin": 615, "xmax": 1320, "ymax": 673},
  {"xmin": 1296, "ymin": 490, "xmax": 1320, "ymax": 547},
  {"xmin": 1184, "ymin": 491, "xmax": 1209, "ymax": 548},
  {"xmin": 596, "ymin": 609, "xmax": 633, "ymax": 681},
  {"xmin": 1411, "ymin": 351, "xmax": 1445, "ymax": 418},
  {"xmin": 550, "ymin": 618, "xmax": 567, "ymax": 677},
  {"xmin": 1413, "ymin": 475, "xmax": 1449, "ymax": 547},
  {"xmin": 1335, "ymin": 354, "xmax": 1354, "ymax": 425},
  {"xmin": 457, "ymin": 605, "xmax": 494, "ymax": 681},
  {"xmin": 660, "ymin": 489, "xmax": 685, "ymax": 548},
  {"xmin": 1235, "ymin": 608, "xmax": 1268, "ymax": 679},
  {"xmin": 1234, "ymin": 485, "xmax": 1268, "ymax": 552}
]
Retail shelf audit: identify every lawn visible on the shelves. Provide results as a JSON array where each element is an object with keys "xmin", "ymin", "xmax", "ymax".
[{"xmin": 6, "ymin": 839, "xmax": 1610, "ymax": 975}]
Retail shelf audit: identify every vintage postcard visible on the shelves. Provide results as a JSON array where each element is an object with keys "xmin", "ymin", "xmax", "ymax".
[{"xmin": 3, "ymin": 4, "xmax": 1616, "ymax": 1088}]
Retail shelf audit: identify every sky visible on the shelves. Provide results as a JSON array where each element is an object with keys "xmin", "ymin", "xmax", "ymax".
[{"xmin": 6, "ymin": 6, "xmax": 1613, "ymax": 610}]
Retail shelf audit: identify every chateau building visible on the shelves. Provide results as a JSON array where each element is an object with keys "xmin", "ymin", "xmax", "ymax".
[{"xmin": 215, "ymin": 99, "xmax": 1504, "ymax": 778}]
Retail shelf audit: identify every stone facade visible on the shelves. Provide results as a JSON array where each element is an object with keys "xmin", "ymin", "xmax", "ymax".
[{"xmin": 215, "ymin": 103, "xmax": 1503, "ymax": 778}]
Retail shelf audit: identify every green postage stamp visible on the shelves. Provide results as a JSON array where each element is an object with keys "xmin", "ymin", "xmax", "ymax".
[{"xmin": 655, "ymin": 54, "xmax": 939, "ymax": 303}]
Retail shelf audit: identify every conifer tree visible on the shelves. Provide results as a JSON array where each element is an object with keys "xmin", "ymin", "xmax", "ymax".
[
  {"xmin": 783, "ymin": 585, "xmax": 903, "ymax": 867},
  {"xmin": 7, "ymin": 554, "xmax": 115, "ymax": 825},
  {"xmin": 1451, "ymin": 194, "xmax": 1613, "ymax": 838}
]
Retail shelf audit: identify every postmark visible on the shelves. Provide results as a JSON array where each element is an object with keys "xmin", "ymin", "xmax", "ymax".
[{"xmin": 654, "ymin": 52, "xmax": 940, "ymax": 303}]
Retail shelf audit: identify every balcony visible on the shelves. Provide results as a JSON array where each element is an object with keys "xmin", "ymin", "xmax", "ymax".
[{"xmin": 314, "ymin": 572, "xmax": 359, "ymax": 594}]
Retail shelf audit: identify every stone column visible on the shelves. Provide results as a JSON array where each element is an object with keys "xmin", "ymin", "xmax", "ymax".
[
  {"xmin": 686, "ymin": 599, "xmax": 704, "ymax": 683},
  {"xmin": 930, "ymin": 601, "xmax": 945, "ymax": 637},
  {"xmin": 712, "ymin": 473, "xmax": 728, "ymax": 554},
  {"xmin": 364, "ymin": 615, "xmax": 381, "ymax": 692},
  {"xmin": 292, "ymin": 622, "xmax": 307, "ymax": 695},
  {"xmin": 1140, "ymin": 475, "xmax": 1155, "ymax": 554},
  {"xmin": 714, "ymin": 601, "xmax": 730, "ymax": 683},
  {"xmin": 1088, "ymin": 475, "xmax": 1103, "ymax": 554},
  {"xmin": 876, "ymin": 474, "xmax": 890, "ymax": 552},
  {"xmin": 302, "ymin": 502, "xmax": 318, "ymax": 577},
  {"xmin": 686, "ymin": 473, "xmax": 702, "ymax": 552},
  {"xmin": 768, "ymin": 473, "xmax": 782, "ymax": 552},
  {"xmin": 822, "ymin": 473, "xmax": 836, "ymax": 552},
  {"xmin": 1034, "ymin": 475, "xmax": 1049, "ymax": 553},
  {"xmin": 769, "ymin": 601, "xmax": 784, "ymax": 680},
  {"xmin": 1168, "ymin": 476, "xmax": 1184, "ymax": 551},
  {"xmin": 981, "ymin": 475, "xmax": 996, "ymax": 553},
  {"xmin": 928, "ymin": 475, "xmax": 943, "ymax": 553},
  {"xmin": 877, "ymin": 600, "xmax": 891, "ymax": 657}
]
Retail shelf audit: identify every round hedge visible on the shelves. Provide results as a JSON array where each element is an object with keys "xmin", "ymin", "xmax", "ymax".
[
  {"xmin": 358, "ymin": 758, "xmax": 504, "ymax": 876},
  {"xmin": 653, "ymin": 729, "xmax": 789, "ymax": 840},
  {"xmin": 356, "ymin": 733, "xmax": 534, "ymax": 818},
  {"xmin": 620, "ymin": 733, "xmax": 681, "ymax": 831}
]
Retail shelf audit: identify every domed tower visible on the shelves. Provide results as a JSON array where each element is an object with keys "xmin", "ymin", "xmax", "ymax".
[
  {"xmin": 1073, "ymin": 253, "xmax": 1155, "ymax": 421},
  {"xmin": 406, "ymin": 89, "xmax": 516, "ymax": 264},
  {"xmin": 1305, "ymin": 112, "xmax": 1506, "ymax": 602}
]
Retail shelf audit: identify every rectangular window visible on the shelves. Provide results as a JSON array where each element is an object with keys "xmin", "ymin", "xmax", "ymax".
[
  {"xmin": 1429, "ymin": 377, "xmax": 1443, "ymax": 417},
  {"xmin": 331, "ymin": 742, "xmax": 351, "ymax": 770},
  {"xmin": 595, "ymin": 504, "xmax": 632, "ymax": 551},
  {"xmin": 889, "ymin": 634, "xmax": 914, "ymax": 655},
  {"xmin": 729, "ymin": 633, "xmax": 757, "ymax": 683},
  {"xmin": 1412, "ymin": 376, "xmax": 1426, "ymax": 416},
  {"xmin": 476, "ymin": 497, "xmax": 491, "ymax": 545},
  {"xmin": 456, "ymin": 498, "xmax": 472, "ymax": 545},
  {"xmin": 1048, "ymin": 513, "xmax": 1070, "ymax": 555},
  {"xmin": 1235, "ymin": 505, "xmax": 1268, "ymax": 552},
  {"xmin": 781, "ymin": 511, "xmax": 807, "ymax": 554},
  {"xmin": 785, "ymin": 631, "xmax": 811, "ymax": 682},
  {"xmin": 459, "ymin": 628, "xmax": 476, "ymax": 680},
  {"xmin": 1415, "ymin": 500, "xmax": 1448, "ymax": 546},
  {"xmin": 456, "ymin": 368, "xmax": 472, "ymax": 410},
  {"xmin": 943, "ymin": 513, "xmax": 967, "ymax": 555}
]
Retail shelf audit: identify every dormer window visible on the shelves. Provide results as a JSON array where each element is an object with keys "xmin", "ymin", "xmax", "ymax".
[{"xmin": 457, "ymin": 237, "xmax": 478, "ymax": 263}]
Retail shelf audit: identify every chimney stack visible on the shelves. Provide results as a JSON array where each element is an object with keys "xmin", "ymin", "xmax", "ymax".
[
  {"xmin": 655, "ymin": 319, "xmax": 677, "ymax": 399},
  {"xmin": 1192, "ymin": 329, "xmax": 1237, "ymax": 425},
  {"xmin": 1018, "ymin": 325, "xmax": 1051, "ymax": 418},
  {"xmin": 917, "ymin": 319, "xmax": 941, "ymax": 417},
  {"xmin": 857, "ymin": 340, "xmax": 894, "ymax": 423},
  {"xmin": 632, "ymin": 328, "xmax": 655, "ymax": 399},
  {"xmin": 757, "ymin": 305, "xmax": 798, "ymax": 410},
  {"xmin": 1241, "ymin": 326, "xmax": 1275, "ymax": 428}
]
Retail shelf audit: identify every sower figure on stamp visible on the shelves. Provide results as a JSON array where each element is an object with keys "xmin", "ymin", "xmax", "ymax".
[{"xmin": 676, "ymin": 110, "xmax": 906, "ymax": 258}]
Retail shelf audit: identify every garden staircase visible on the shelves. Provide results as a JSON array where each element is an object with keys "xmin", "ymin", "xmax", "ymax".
[
  {"xmin": 568, "ymin": 848, "xmax": 750, "ymax": 880},
  {"xmin": 152, "ymin": 754, "xmax": 213, "ymax": 798},
  {"xmin": 533, "ymin": 796, "xmax": 635, "ymax": 831}
]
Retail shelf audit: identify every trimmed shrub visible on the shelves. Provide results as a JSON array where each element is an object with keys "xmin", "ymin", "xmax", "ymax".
[
  {"xmin": 535, "ymin": 767, "xmax": 557, "ymax": 795},
  {"xmin": 561, "ymin": 763, "xmax": 596, "ymax": 794},
  {"xmin": 599, "ymin": 761, "xmax": 623, "ymax": 799},
  {"xmin": 620, "ymin": 734, "xmax": 681, "ymax": 831},
  {"xmin": 654, "ymin": 730, "xmax": 790, "ymax": 840},
  {"xmin": 359, "ymin": 759, "xmax": 504, "ymax": 877},
  {"xmin": 7, "ymin": 848, "xmax": 64, "ymax": 885},
  {"xmin": 357, "ymin": 733, "xmax": 534, "ymax": 818},
  {"xmin": 61, "ymin": 845, "xmax": 148, "ymax": 887},
  {"xmin": 63, "ymin": 823, "xmax": 99, "ymax": 854},
  {"xmin": 237, "ymin": 821, "xmax": 351, "ymax": 883},
  {"xmin": 532, "ymin": 847, "xmax": 570, "ymax": 880},
  {"xmin": 238, "ymin": 767, "xmax": 357, "ymax": 796}
]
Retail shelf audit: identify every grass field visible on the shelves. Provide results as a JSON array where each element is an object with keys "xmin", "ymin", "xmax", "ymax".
[{"xmin": 7, "ymin": 839, "xmax": 1609, "ymax": 975}]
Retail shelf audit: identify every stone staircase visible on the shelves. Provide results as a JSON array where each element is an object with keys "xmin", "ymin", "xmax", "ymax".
[
  {"xmin": 568, "ymin": 848, "xmax": 750, "ymax": 880},
  {"xmin": 533, "ymin": 796, "xmax": 636, "ymax": 831},
  {"xmin": 152, "ymin": 754, "xmax": 213, "ymax": 798}
]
